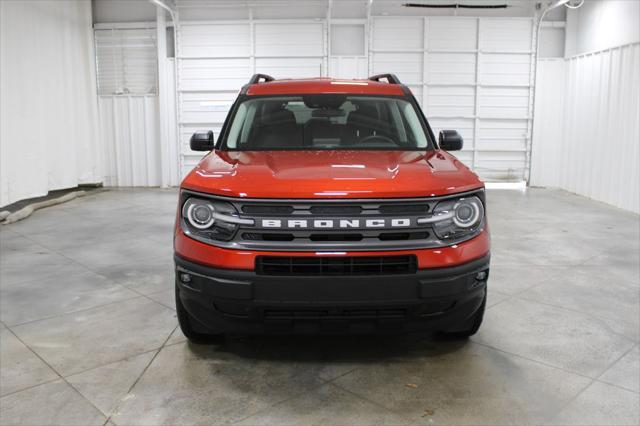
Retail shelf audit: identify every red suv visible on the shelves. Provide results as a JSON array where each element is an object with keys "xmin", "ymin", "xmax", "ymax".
[{"xmin": 174, "ymin": 74, "xmax": 490, "ymax": 342}]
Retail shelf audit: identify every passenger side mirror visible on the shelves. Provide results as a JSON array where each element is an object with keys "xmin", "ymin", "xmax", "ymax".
[
  {"xmin": 190, "ymin": 131, "xmax": 215, "ymax": 151},
  {"xmin": 439, "ymin": 130, "xmax": 463, "ymax": 151}
]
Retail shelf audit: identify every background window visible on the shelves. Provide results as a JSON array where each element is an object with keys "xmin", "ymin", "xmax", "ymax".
[
  {"xmin": 95, "ymin": 28, "xmax": 157, "ymax": 95},
  {"xmin": 330, "ymin": 24, "xmax": 365, "ymax": 56}
]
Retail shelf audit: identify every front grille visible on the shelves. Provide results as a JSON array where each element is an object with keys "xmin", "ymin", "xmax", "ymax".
[
  {"xmin": 181, "ymin": 189, "xmax": 485, "ymax": 251},
  {"xmin": 242, "ymin": 231, "xmax": 429, "ymax": 243},
  {"xmin": 256, "ymin": 255, "xmax": 418, "ymax": 276},
  {"xmin": 263, "ymin": 308, "xmax": 407, "ymax": 320},
  {"xmin": 309, "ymin": 205, "xmax": 363, "ymax": 215},
  {"xmin": 379, "ymin": 204, "xmax": 430, "ymax": 214},
  {"xmin": 241, "ymin": 205, "xmax": 294, "ymax": 215}
]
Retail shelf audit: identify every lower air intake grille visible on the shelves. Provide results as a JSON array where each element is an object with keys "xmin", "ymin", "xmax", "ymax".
[{"xmin": 256, "ymin": 255, "xmax": 417, "ymax": 276}]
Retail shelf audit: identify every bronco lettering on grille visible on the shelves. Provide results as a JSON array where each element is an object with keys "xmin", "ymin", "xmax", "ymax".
[{"xmin": 260, "ymin": 218, "xmax": 413, "ymax": 229}]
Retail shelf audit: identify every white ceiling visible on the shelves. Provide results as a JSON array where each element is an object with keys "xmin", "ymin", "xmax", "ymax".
[{"xmin": 92, "ymin": 0, "xmax": 567, "ymax": 24}]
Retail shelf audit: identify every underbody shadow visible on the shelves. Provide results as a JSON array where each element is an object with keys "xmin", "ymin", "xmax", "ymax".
[{"xmin": 187, "ymin": 332, "xmax": 469, "ymax": 364}]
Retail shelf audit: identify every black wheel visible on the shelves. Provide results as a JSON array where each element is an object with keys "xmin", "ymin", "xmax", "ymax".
[
  {"xmin": 439, "ymin": 293, "xmax": 486, "ymax": 339},
  {"xmin": 175, "ymin": 285, "xmax": 225, "ymax": 344}
]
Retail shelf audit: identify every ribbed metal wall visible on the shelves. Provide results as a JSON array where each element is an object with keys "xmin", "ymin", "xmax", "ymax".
[
  {"xmin": 532, "ymin": 43, "xmax": 639, "ymax": 213},
  {"xmin": 561, "ymin": 43, "xmax": 639, "ymax": 213},
  {"xmin": 97, "ymin": 61, "xmax": 178, "ymax": 187},
  {"xmin": 370, "ymin": 17, "xmax": 535, "ymax": 182},
  {"xmin": 98, "ymin": 95, "xmax": 161, "ymax": 186},
  {"xmin": 175, "ymin": 18, "xmax": 327, "ymax": 177}
]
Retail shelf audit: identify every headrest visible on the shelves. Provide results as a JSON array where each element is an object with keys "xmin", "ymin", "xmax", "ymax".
[
  {"xmin": 351, "ymin": 103, "xmax": 378, "ymax": 119},
  {"xmin": 261, "ymin": 102, "xmax": 296, "ymax": 126}
]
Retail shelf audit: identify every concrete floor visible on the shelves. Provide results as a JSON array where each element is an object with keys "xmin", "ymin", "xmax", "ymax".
[{"xmin": 0, "ymin": 188, "xmax": 638, "ymax": 425}]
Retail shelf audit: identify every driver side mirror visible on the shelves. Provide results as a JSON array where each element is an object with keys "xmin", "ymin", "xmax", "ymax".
[
  {"xmin": 190, "ymin": 131, "xmax": 215, "ymax": 151},
  {"xmin": 439, "ymin": 130, "xmax": 463, "ymax": 151}
]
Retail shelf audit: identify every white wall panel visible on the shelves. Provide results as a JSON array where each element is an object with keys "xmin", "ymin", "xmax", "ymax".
[
  {"xmin": 179, "ymin": 92, "xmax": 237, "ymax": 173},
  {"xmin": 170, "ymin": 11, "xmax": 536, "ymax": 183},
  {"xmin": 164, "ymin": 60, "xmax": 180, "ymax": 187},
  {"xmin": 480, "ymin": 18, "xmax": 532, "ymax": 52},
  {"xmin": 255, "ymin": 23, "xmax": 324, "ymax": 57},
  {"xmin": 427, "ymin": 52, "xmax": 476, "ymax": 85},
  {"xmin": 331, "ymin": 24, "xmax": 365, "ymax": 56},
  {"xmin": 329, "ymin": 56, "xmax": 367, "ymax": 79},
  {"xmin": 255, "ymin": 57, "xmax": 323, "ymax": 78},
  {"xmin": 1, "ymin": 0, "xmax": 101, "ymax": 207},
  {"xmin": 561, "ymin": 44, "xmax": 639, "ymax": 213},
  {"xmin": 95, "ymin": 28, "xmax": 157, "ymax": 95},
  {"xmin": 179, "ymin": 24, "xmax": 250, "ymax": 58},
  {"xmin": 178, "ymin": 58, "xmax": 251, "ymax": 91},
  {"xmin": 531, "ymin": 44, "xmax": 639, "ymax": 213},
  {"xmin": 372, "ymin": 18, "xmax": 423, "ymax": 50},
  {"xmin": 426, "ymin": 18, "xmax": 477, "ymax": 51},
  {"xmin": 371, "ymin": 52, "xmax": 423, "ymax": 85},
  {"xmin": 427, "ymin": 86, "xmax": 475, "ymax": 117},
  {"xmin": 97, "ymin": 60, "xmax": 178, "ymax": 188},
  {"xmin": 179, "ymin": 92, "xmax": 236, "ymax": 126},
  {"xmin": 177, "ymin": 21, "xmax": 253, "ymax": 177},
  {"xmin": 330, "ymin": 22, "xmax": 366, "ymax": 79},
  {"xmin": 175, "ymin": 16, "xmax": 326, "ymax": 177},
  {"xmin": 98, "ymin": 96, "xmax": 160, "ymax": 187},
  {"xmin": 475, "ymin": 151, "xmax": 525, "ymax": 181},
  {"xmin": 479, "ymin": 53, "xmax": 531, "ymax": 86},
  {"xmin": 477, "ymin": 119, "xmax": 528, "ymax": 150},
  {"xmin": 478, "ymin": 87, "xmax": 529, "ymax": 119},
  {"xmin": 371, "ymin": 16, "xmax": 534, "ymax": 180},
  {"xmin": 530, "ymin": 59, "xmax": 565, "ymax": 188}
]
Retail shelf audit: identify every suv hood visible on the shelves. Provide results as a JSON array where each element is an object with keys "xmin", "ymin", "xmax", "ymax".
[{"xmin": 181, "ymin": 150, "xmax": 483, "ymax": 199}]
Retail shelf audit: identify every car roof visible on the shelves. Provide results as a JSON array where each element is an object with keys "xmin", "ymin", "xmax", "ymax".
[{"xmin": 245, "ymin": 77, "xmax": 406, "ymax": 96}]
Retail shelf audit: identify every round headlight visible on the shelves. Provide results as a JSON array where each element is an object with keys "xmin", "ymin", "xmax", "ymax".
[
  {"xmin": 452, "ymin": 198, "xmax": 483, "ymax": 228},
  {"xmin": 186, "ymin": 201, "xmax": 215, "ymax": 229}
]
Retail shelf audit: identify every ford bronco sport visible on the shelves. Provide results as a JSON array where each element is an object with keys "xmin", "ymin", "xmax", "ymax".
[{"xmin": 175, "ymin": 73, "xmax": 490, "ymax": 342}]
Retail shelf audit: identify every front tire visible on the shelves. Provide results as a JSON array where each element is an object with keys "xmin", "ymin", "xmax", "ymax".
[
  {"xmin": 175, "ymin": 285, "xmax": 225, "ymax": 344},
  {"xmin": 439, "ymin": 293, "xmax": 486, "ymax": 339}
]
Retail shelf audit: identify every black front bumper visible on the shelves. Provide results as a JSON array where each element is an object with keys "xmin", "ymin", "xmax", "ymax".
[{"xmin": 175, "ymin": 254, "xmax": 490, "ymax": 335}]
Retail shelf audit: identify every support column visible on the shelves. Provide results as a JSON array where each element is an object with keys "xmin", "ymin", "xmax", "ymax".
[{"xmin": 156, "ymin": 6, "xmax": 170, "ymax": 187}]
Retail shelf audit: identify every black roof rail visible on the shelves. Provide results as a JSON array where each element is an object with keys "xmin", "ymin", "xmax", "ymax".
[
  {"xmin": 368, "ymin": 73, "xmax": 402, "ymax": 84},
  {"xmin": 248, "ymin": 73, "xmax": 275, "ymax": 85}
]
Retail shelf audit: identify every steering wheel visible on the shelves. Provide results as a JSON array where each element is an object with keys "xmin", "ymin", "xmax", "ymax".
[{"xmin": 359, "ymin": 134, "xmax": 396, "ymax": 145}]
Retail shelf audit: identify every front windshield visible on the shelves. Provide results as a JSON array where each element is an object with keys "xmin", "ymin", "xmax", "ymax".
[{"xmin": 223, "ymin": 95, "xmax": 432, "ymax": 151}]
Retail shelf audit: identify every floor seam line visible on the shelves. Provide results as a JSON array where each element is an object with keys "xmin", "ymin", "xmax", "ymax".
[
  {"xmin": 592, "ymin": 343, "xmax": 639, "ymax": 388},
  {"xmin": 486, "ymin": 293, "xmax": 514, "ymax": 310},
  {"xmin": 63, "ymin": 347, "xmax": 164, "ymax": 380},
  {"xmin": 7, "ymin": 295, "xmax": 147, "ymax": 329},
  {"xmin": 593, "ymin": 378, "xmax": 640, "ymax": 395},
  {"xmin": 228, "ymin": 380, "xmax": 330, "ymax": 425},
  {"xmin": 544, "ymin": 377, "xmax": 597, "ymax": 424},
  {"xmin": 18, "ymin": 230, "xmax": 171, "ymax": 295},
  {"xmin": 320, "ymin": 366, "xmax": 361, "ymax": 384},
  {"xmin": 3, "ymin": 327, "xmax": 108, "ymax": 422},
  {"xmin": 328, "ymin": 380, "xmax": 411, "ymax": 418},
  {"xmin": 102, "ymin": 324, "xmax": 178, "ymax": 426},
  {"xmin": 470, "ymin": 340, "xmax": 599, "ymax": 381},
  {"xmin": 2, "ymin": 232, "xmax": 166, "ymax": 319},
  {"xmin": 0, "ymin": 376, "xmax": 61, "ymax": 399}
]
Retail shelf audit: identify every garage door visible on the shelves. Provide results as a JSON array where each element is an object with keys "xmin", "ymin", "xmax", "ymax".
[
  {"xmin": 371, "ymin": 17, "xmax": 534, "ymax": 182},
  {"xmin": 176, "ymin": 19, "xmax": 326, "ymax": 177}
]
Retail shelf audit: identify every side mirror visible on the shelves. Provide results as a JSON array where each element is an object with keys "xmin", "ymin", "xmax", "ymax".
[
  {"xmin": 439, "ymin": 130, "xmax": 463, "ymax": 151},
  {"xmin": 190, "ymin": 131, "xmax": 215, "ymax": 151}
]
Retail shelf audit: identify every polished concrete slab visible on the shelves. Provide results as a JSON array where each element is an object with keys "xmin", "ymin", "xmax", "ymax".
[{"xmin": 0, "ymin": 188, "xmax": 638, "ymax": 425}]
